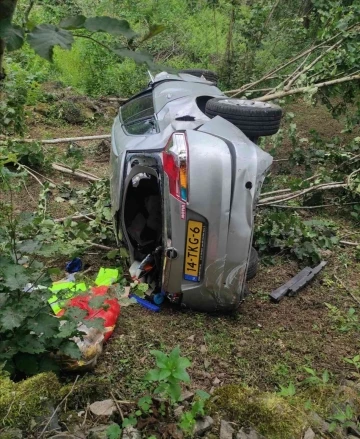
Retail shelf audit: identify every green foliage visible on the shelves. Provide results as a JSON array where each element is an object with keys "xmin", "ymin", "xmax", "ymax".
[
  {"xmin": 145, "ymin": 346, "xmax": 191, "ymax": 403},
  {"xmin": 0, "ymin": 150, "xmax": 107, "ymax": 376},
  {"xmin": 179, "ymin": 390, "xmax": 210, "ymax": 435},
  {"xmin": 255, "ymin": 211, "xmax": 339, "ymax": 263},
  {"xmin": 328, "ymin": 405, "xmax": 357, "ymax": 433},
  {"xmin": 325, "ymin": 303, "xmax": 360, "ymax": 333},
  {"xmin": 302, "ymin": 367, "xmax": 330, "ymax": 386},
  {"xmin": 106, "ymin": 423, "xmax": 122, "ymax": 439},
  {"xmin": 278, "ymin": 383, "xmax": 296, "ymax": 397}
]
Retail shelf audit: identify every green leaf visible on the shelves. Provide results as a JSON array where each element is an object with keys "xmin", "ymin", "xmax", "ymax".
[
  {"xmin": 196, "ymin": 390, "xmax": 210, "ymax": 400},
  {"xmin": 2, "ymin": 264, "xmax": 28, "ymax": 291},
  {"xmin": 18, "ymin": 335, "xmax": 46, "ymax": 354},
  {"xmin": 59, "ymin": 341, "xmax": 81, "ymax": 359},
  {"xmin": 0, "ymin": 308, "xmax": 27, "ymax": 330},
  {"xmin": 84, "ymin": 16, "xmax": 136, "ymax": 39},
  {"xmin": 107, "ymin": 249, "xmax": 119, "ymax": 259},
  {"xmin": 150, "ymin": 349, "xmax": 168, "ymax": 368},
  {"xmin": 59, "ymin": 15, "xmax": 86, "ymax": 30},
  {"xmin": 140, "ymin": 24, "xmax": 166, "ymax": 43},
  {"xmin": 158, "ymin": 369, "xmax": 171, "ymax": 380},
  {"xmin": 17, "ymin": 239, "xmax": 42, "ymax": 254},
  {"xmin": 0, "ymin": 20, "xmax": 25, "ymax": 51},
  {"xmin": 145, "ymin": 368, "xmax": 160, "ymax": 382},
  {"xmin": 27, "ymin": 24, "xmax": 74, "ymax": 61},
  {"xmin": 106, "ymin": 423, "xmax": 122, "ymax": 439},
  {"xmin": 31, "ymin": 312, "xmax": 59, "ymax": 337},
  {"xmin": 89, "ymin": 296, "xmax": 106, "ymax": 309},
  {"xmin": 322, "ymin": 370, "xmax": 330, "ymax": 383},
  {"xmin": 173, "ymin": 368, "xmax": 190, "ymax": 383},
  {"xmin": 168, "ymin": 381, "xmax": 182, "ymax": 402},
  {"xmin": 112, "ymin": 48, "xmax": 153, "ymax": 65}
]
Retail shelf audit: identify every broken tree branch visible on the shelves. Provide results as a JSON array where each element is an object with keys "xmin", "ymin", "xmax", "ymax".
[
  {"xmin": 226, "ymin": 23, "xmax": 358, "ymax": 97},
  {"xmin": 259, "ymin": 182, "xmax": 346, "ymax": 205},
  {"xmin": 261, "ymin": 202, "xmax": 360, "ymax": 210},
  {"xmin": 54, "ymin": 213, "xmax": 95, "ymax": 223},
  {"xmin": 0, "ymin": 134, "xmax": 111, "ymax": 144},
  {"xmin": 339, "ymin": 240, "xmax": 360, "ymax": 247},
  {"xmin": 256, "ymin": 74, "xmax": 360, "ymax": 102},
  {"xmin": 51, "ymin": 163, "xmax": 100, "ymax": 182}
]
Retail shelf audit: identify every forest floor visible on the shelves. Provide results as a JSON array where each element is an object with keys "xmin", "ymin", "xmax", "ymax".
[{"xmin": 10, "ymin": 83, "xmax": 360, "ymax": 437}]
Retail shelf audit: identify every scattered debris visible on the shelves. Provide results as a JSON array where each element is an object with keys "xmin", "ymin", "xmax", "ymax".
[
  {"xmin": 88, "ymin": 425, "xmax": 114, "ymax": 439},
  {"xmin": 269, "ymin": 261, "xmax": 327, "ymax": 302},
  {"xmin": 66, "ymin": 257, "xmax": 83, "ymax": 274},
  {"xmin": 174, "ymin": 405, "xmax": 185, "ymax": 420},
  {"xmin": 193, "ymin": 416, "xmax": 214, "ymax": 436},
  {"xmin": 122, "ymin": 426, "xmax": 141, "ymax": 439},
  {"xmin": 89, "ymin": 399, "xmax": 117, "ymax": 417},
  {"xmin": 220, "ymin": 420, "xmax": 235, "ymax": 439},
  {"xmin": 180, "ymin": 390, "xmax": 195, "ymax": 402}
]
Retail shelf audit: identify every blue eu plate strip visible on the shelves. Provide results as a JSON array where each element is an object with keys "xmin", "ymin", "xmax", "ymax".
[{"xmin": 184, "ymin": 274, "xmax": 199, "ymax": 282}]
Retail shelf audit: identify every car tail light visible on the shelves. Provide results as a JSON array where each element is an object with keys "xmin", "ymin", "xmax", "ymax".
[{"xmin": 163, "ymin": 132, "xmax": 188, "ymax": 202}]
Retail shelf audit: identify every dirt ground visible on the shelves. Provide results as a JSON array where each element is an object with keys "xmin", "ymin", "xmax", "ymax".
[{"xmin": 7, "ymin": 85, "xmax": 360, "ymax": 416}]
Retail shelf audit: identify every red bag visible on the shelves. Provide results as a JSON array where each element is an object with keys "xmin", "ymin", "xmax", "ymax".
[{"xmin": 57, "ymin": 286, "xmax": 120, "ymax": 341}]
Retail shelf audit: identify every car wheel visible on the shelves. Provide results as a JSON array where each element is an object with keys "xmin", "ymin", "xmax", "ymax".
[
  {"xmin": 205, "ymin": 98, "xmax": 282, "ymax": 137},
  {"xmin": 246, "ymin": 247, "xmax": 259, "ymax": 281},
  {"xmin": 179, "ymin": 69, "xmax": 218, "ymax": 84}
]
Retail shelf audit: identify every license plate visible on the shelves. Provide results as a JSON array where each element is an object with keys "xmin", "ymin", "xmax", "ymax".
[{"xmin": 184, "ymin": 220, "xmax": 205, "ymax": 282}]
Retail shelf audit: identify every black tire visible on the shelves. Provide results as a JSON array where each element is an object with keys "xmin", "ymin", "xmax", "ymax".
[
  {"xmin": 246, "ymin": 247, "xmax": 259, "ymax": 281},
  {"xmin": 205, "ymin": 98, "xmax": 282, "ymax": 137},
  {"xmin": 179, "ymin": 69, "xmax": 218, "ymax": 84}
]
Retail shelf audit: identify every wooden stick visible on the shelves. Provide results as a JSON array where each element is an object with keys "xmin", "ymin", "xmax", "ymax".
[
  {"xmin": 334, "ymin": 275, "xmax": 360, "ymax": 306},
  {"xmin": 110, "ymin": 391, "xmax": 124, "ymax": 422},
  {"xmin": 0, "ymin": 134, "xmax": 111, "ymax": 144},
  {"xmin": 339, "ymin": 240, "xmax": 360, "ymax": 247},
  {"xmin": 18, "ymin": 164, "xmax": 44, "ymax": 186},
  {"xmin": 39, "ymin": 375, "xmax": 80, "ymax": 438},
  {"xmin": 86, "ymin": 241, "xmax": 116, "ymax": 251},
  {"xmin": 51, "ymin": 163, "xmax": 100, "ymax": 182}
]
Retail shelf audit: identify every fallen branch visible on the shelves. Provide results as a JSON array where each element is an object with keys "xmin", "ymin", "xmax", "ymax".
[
  {"xmin": 0, "ymin": 134, "xmax": 111, "ymax": 144},
  {"xmin": 52, "ymin": 163, "xmax": 100, "ymax": 182},
  {"xmin": 261, "ymin": 202, "xmax": 360, "ymax": 209},
  {"xmin": 18, "ymin": 164, "xmax": 44, "ymax": 186},
  {"xmin": 106, "ymin": 97, "xmax": 128, "ymax": 103},
  {"xmin": 39, "ymin": 375, "xmax": 80, "ymax": 438},
  {"xmin": 86, "ymin": 241, "xmax": 116, "ymax": 251},
  {"xmin": 256, "ymin": 74, "xmax": 360, "ymax": 102},
  {"xmin": 259, "ymin": 182, "xmax": 346, "ymax": 205},
  {"xmin": 54, "ymin": 213, "xmax": 95, "ymax": 223},
  {"xmin": 334, "ymin": 275, "xmax": 360, "ymax": 306},
  {"xmin": 111, "ymin": 390, "xmax": 124, "ymax": 422},
  {"xmin": 226, "ymin": 24, "xmax": 357, "ymax": 97},
  {"xmin": 339, "ymin": 240, "xmax": 360, "ymax": 247}
]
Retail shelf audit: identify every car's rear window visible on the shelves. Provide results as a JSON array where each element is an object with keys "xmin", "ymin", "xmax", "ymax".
[{"xmin": 121, "ymin": 94, "xmax": 154, "ymax": 125}]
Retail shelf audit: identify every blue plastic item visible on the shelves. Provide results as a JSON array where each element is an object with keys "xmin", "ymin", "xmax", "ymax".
[
  {"xmin": 153, "ymin": 292, "xmax": 165, "ymax": 305},
  {"xmin": 129, "ymin": 294, "xmax": 160, "ymax": 312},
  {"xmin": 65, "ymin": 257, "xmax": 83, "ymax": 273}
]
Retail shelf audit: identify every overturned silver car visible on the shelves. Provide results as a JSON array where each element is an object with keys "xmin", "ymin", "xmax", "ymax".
[{"xmin": 110, "ymin": 70, "xmax": 282, "ymax": 312}]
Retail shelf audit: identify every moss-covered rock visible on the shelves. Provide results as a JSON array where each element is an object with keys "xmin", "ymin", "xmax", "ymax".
[
  {"xmin": 0, "ymin": 372, "xmax": 60, "ymax": 429},
  {"xmin": 207, "ymin": 385, "xmax": 307, "ymax": 439}
]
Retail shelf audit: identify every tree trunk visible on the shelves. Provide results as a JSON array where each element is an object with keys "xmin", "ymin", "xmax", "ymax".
[
  {"xmin": 0, "ymin": 39, "xmax": 6, "ymax": 80},
  {"xmin": 302, "ymin": 0, "xmax": 312, "ymax": 29},
  {"xmin": 0, "ymin": 0, "xmax": 18, "ymax": 81}
]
